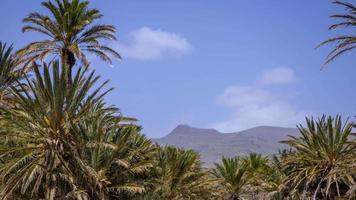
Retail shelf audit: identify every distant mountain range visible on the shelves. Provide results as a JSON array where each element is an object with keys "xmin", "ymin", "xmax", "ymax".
[{"xmin": 153, "ymin": 125, "xmax": 299, "ymax": 166}]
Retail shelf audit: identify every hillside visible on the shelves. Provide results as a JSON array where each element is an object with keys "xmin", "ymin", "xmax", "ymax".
[{"xmin": 153, "ymin": 125, "xmax": 299, "ymax": 166}]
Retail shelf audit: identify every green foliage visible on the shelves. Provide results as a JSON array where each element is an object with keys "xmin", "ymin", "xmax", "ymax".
[
  {"xmin": 0, "ymin": 1, "xmax": 355, "ymax": 200},
  {"xmin": 0, "ymin": 62, "xmax": 156, "ymax": 199},
  {"xmin": 281, "ymin": 115, "xmax": 356, "ymax": 199},
  {"xmin": 0, "ymin": 61, "xmax": 108, "ymax": 199},
  {"xmin": 77, "ymin": 104, "xmax": 157, "ymax": 199},
  {"xmin": 141, "ymin": 146, "xmax": 218, "ymax": 200},
  {"xmin": 212, "ymin": 157, "xmax": 250, "ymax": 200},
  {"xmin": 0, "ymin": 63, "xmax": 354, "ymax": 200}
]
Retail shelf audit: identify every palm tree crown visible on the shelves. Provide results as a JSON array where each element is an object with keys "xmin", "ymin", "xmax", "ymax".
[
  {"xmin": 281, "ymin": 115, "xmax": 356, "ymax": 199},
  {"xmin": 147, "ymin": 146, "xmax": 217, "ymax": 200},
  {"xmin": 17, "ymin": 0, "xmax": 120, "ymax": 71},
  {"xmin": 212, "ymin": 157, "xmax": 250, "ymax": 200}
]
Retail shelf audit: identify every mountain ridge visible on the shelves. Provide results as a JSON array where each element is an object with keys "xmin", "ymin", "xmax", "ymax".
[{"xmin": 153, "ymin": 125, "xmax": 299, "ymax": 166}]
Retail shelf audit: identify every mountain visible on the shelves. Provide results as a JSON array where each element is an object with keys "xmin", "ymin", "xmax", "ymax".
[{"xmin": 153, "ymin": 125, "xmax": 299, "ymax": 166}]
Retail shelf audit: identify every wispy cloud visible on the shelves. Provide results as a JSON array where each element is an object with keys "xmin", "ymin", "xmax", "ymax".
[
  {"xmin": 259, "ymin": 67, "xmax": 296, "ymax": 85},
  {"xmin": 117, "ymin": 27, "xmax": 192, "ymax": 60},
  {"xmin": 219, "ymin": 85, "xmax": 271, "ymax": 107},
  {"xmin": 211, "ymin": 68, "xmax": 312, "ymax": 132}
]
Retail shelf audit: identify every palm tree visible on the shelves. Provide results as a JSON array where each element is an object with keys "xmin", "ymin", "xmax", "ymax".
[
  {"xmin": 17, "ymin": 0, "xmax": 120, "ymax": 84},
  {"xmin": 75, "ymin": 103, "xmax": 157, "ymax": 199},
  {"xmin": 146, "ymin": 146, "xmax": 217, "ymax": 200},
  {"xmin": 318, "ymin": 1, "xmax": 356, "ymax": 65},
  {"xmin": 0, "ymin": 42, "xmax": 24, "ymax": 108},
  {"xmin": 265, "ymin": 150, "xmax": 296, "ymax": 200},
  {"xmin": 281, "ymin": 115, "xmax": 356, "ymax": 199},
  {"xmin": 212, "ymin": 157, "xmax": 250, "ymax": 200},
  {"xmin": 0, "ymin": 61, "xmax": 110, "ymax": 199},
  {"xmin": 241, "ymin": 153, "xmax": 271, "ymax": 198}
]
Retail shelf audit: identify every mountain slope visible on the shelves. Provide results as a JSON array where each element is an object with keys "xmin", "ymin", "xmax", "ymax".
[{"xmin": 153, "ymin": 125, "xmax": 299, "ymax": 166}]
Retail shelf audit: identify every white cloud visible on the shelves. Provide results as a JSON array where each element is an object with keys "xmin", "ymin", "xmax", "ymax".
[
  {"xmin": 117, "ymin": 27, "xmax": 192, "ymax": 60},
  {"xmin": 211, "ymin": 68, "xmax": 312, "ymax": 132},
  {"xmin": 259, "ymin": 67, "xmax": 296, "ymax": 85},
  {"xmin": 219, "ymin": 86, "xmax": 271, "ymax": 107}
]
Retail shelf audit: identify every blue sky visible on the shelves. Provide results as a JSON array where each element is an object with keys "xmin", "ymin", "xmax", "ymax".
[{"xmin": 1, "ymin": 0, "xmax": 355, "ymax": 138}]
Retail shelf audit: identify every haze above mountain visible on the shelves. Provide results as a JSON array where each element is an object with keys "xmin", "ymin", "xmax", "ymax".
[{"xmin": 153, "ymin": 125, "xmax": 299, "ymax": 166}]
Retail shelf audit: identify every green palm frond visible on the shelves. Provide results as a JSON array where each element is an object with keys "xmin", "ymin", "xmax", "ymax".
[
  {"xmin": 318, "ymin": 1, "xmax": 356, "ymax": 65},
  {"xmin": 0, "ymin": 42, "xmax": 24, "ymax": 108}
]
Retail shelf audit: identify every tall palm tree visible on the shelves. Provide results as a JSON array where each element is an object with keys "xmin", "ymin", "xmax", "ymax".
[
  {"xmin": 17, "ymin": 0, "xmax": 121, "ymax": 84},
  {"xmin": 318, "ymin": 1, "xmax": 356, "ymax": 65},
  {"xmin": 281, "ymin": 115, "xmax": 356, "ymax": 199},
  {"xmin": 0, "ymin": 61, "xmax": 110, "ymax": 199},
  {"xmin": 146, "ymin": 146, "xmax": 217, "ymax": 200},
  {"xmin": 212, "ymin": 157, "xmax": 250, "ymax": 200},
  {"xmin": 0, "ymin": 42, "xmax": 23, "ymax": 108}
]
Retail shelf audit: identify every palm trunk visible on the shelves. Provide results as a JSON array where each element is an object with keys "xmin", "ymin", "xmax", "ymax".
[
  {"xmin": 45, "ymin": 175, "xmax": 57, "ymax": 200},
  {"xmin": 61, "ymin": 49, "xmax": 75, "ymax": 93},
  {"xmin": 228, "ymin": 194, "xmax": 240, "ymax": 200},
  {"xmin": 45, "ymin": 187, "xmax": 55, "ymax": 200}
]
